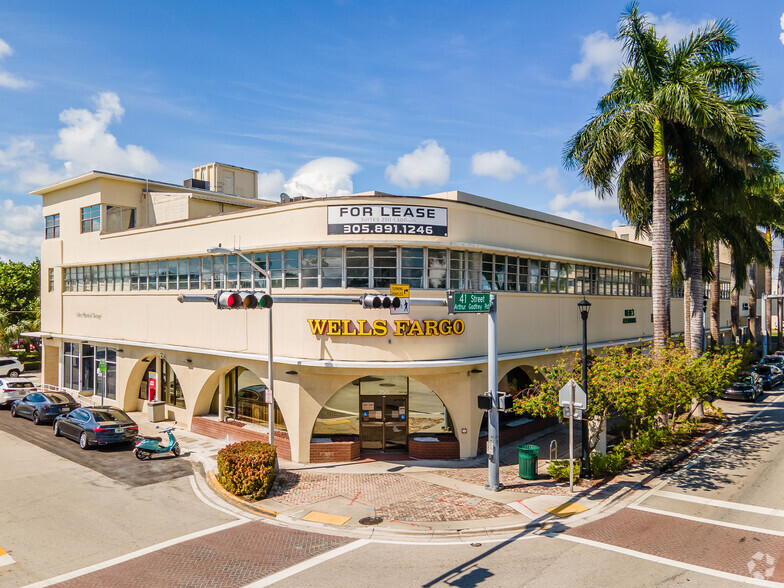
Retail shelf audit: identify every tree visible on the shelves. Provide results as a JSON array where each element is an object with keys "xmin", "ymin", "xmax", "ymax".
[
  {"xmin": 565, "ymin": 3, "xmax": 764, "ymax": 351},
  {"xmin": 0, "ymin": 260, "xmax": 41, "ymax": 354}
]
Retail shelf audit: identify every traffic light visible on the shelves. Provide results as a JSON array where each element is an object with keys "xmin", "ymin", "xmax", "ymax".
[
  {"xmin": 359, "ymin": 293, "xmax": 401, "ymax": 309},
  {"xmin": 215, "ymin": 291, "xmax": 273, "ymax": 309}
]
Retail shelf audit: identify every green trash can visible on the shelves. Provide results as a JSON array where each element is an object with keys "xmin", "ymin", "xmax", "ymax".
[{"xmin": 518, "ymin": 444, "xmax": 540, "ymax": 480}]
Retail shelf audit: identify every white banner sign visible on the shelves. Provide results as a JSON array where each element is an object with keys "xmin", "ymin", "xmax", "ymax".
[{"xmin": 327, "ymin": 205, "xmax": 448, "ymax": 236}]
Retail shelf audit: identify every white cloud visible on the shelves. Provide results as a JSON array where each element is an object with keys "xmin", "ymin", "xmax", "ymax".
[
  {"xmin": 527, "ymin": 166, "xmax": 561, "ymax": 192},
  {"xmin": 385, "ymin": 139, "xmax": 450, "ymax": 189},
  {"xmin": 762, "ymin": 99, "xmax": 784, "ymax": 138},
  {"xmin": 0, "ymin": 92, "xmax": 161, "ymax": 193},
  {"xmin": 283, "ymin": 157, "xmax": 360, "ymax": 198},
  {"xmin": 780, "ymin": 12, "xmax": 784, "ymax": 46},
  {"xmin": 0, "ymin": 38, "xmax": 31, "ymax": 89},
  {"xmin": 550, "ymin": 188, "xmax": 618, "ymax": 213},
  {"xmin": 258, "ymin": 169, "xmax": 286, "ymax": 201},
  {"xmin": 470, "ymin": 150, "xmax": 525, "ymax": 181},
  {"xmin": 571, "ymin": 14, "xmax": 702, "ymax": 84},
  {"xmin": 52, "ymin": 92, "xmax": 160, "ymax": 177},
  {"xmin": 0, "ymin": 199, "xmax": 42, "ymax": 262}
]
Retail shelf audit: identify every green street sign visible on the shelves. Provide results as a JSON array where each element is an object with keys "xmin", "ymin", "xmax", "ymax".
[
  {"xmin": 449, "ymin": 291, "xmax": 493, "ymax": 313},
  {"xmin": 99, "ymin": 361, "xmax": 107, "ymax": 372}
]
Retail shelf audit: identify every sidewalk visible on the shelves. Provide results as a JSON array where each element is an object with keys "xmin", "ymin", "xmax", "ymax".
[{"xmin": 127, "ymin": 407, "xmax": 656, "ymax": 538}]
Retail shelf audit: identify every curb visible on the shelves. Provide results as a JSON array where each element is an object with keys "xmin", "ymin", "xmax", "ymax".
[{"xmin": 205, "ymin": 470, "xmax": 279, "ymax": 520}]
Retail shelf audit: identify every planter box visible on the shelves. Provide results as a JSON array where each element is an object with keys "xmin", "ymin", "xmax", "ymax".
[
  {"xmin": 310, "ymin": 436, "xmax": 360, "ymax": 463},
  {"xmin": 191, "ymin": 417, "xmax": 291, "ymax": 461},
  {"xmin": 409, "ymin": 434, "xmax": 460, "ymax": 460}
]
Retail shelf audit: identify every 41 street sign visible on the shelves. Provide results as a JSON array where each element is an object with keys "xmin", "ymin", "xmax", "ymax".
[{"xmin": 448, "ymin": 291, "xmax": 493, "ymax": 314}]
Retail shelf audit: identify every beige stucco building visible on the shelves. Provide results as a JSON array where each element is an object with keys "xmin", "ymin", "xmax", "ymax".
[{"xmin": 32, "ymin": 164, "xmax": 747, "ymax": 463}]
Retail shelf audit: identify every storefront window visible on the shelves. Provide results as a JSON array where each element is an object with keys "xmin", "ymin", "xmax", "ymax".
[
  {"xmin": 94, "ymin": 347, "xmax": 117, "ymax": 401},
  {"xmin": 140, "ymin": 358, "xmax": 185, "ymax": 408},
  {"xmin": 222, "ymin": 367, "xmax": 285, "ymax": 430}
]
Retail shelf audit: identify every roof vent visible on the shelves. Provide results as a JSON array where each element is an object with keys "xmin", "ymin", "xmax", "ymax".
[{"xmin": 184, "ymin": 178, "xmax": 209, "ymax": 190}]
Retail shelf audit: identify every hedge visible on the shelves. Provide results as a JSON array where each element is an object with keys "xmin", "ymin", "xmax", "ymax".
[{"xmin": 217, "ymin": 440, "xmax": 277, "ymax": 500}]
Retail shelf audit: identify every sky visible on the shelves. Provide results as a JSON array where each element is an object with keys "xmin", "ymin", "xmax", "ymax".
[{"xmin": 0, "ymin": 0, "xmax": 783, "ymax": 263}]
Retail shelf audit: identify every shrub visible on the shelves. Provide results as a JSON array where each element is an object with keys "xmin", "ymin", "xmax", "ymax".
[
  {"xmin": 548, "ymin": 459, "xmax": 580, "ymax": 482},
  {"xmin": 217, "ymin": 440, "xmax": 277, "ymax": 500},
  {"xmin": 590, "ymin": 450, "xmax": 627, "ymax": 477}
]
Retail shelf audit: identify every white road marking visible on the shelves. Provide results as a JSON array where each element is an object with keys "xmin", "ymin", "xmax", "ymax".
[
  {"xmin": 749, "ymin": 552, "xmax": 777, "ymax": 580},
  {"xmin": 0, "ymin": 553, "xmax": 14, "ymax": 568},
  {"xmin": 25, "ymin": 519, "xmax": 249, "ymax": 588},
  {"xmin": 188, "ymin": 474, "xmax": 253, "ymax": 521},
  {"xmin": 555, "ymin": 533, "xmax": 783, "ymax": 587},
  {"xmin": 244, "ymin": 539, "xmax": 371, "ymax": 587},
  {"xmin": 630, "ymin": 505, "xmax": 784, "ymax": 538},
  {"xmin": 652, "ymin": 490, "xmax": 784, "ymax": 519}
]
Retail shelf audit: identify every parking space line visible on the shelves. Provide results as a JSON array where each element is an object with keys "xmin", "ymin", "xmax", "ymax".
[{"xmin": 0, "ymin": 546, "xmax": 14, "ymax": 568}]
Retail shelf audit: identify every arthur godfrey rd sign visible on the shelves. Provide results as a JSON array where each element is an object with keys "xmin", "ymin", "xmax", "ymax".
[
  {"xmin": 327, "ymin": 205, "xmax": 448, "ymax": 236},
  {"xmin": 308, "ymin": 318, "xmax": 465, "ymax": 337}
]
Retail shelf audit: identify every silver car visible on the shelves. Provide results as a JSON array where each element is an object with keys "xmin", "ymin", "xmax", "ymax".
[{"xmin": 0, "ymin": 378, "xmax": 36, "ymax": 408}]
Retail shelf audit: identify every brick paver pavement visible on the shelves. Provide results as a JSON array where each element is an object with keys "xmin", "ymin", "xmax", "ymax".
[
  {"xmin": 269, "ymin": 471, "xmax": 514, "ymax": 521},
  {"xmin": 565, "ymin": 508, "xmax": 784, "ymax": 582},
  {"xmin": 53, "ymin": 520, "xmax": 354, "ymax": 588}
]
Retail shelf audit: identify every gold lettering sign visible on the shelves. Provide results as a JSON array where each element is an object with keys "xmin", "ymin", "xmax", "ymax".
[{"xmin": 308, "ymin": 319, "xmax": 465, "ymax": 337}]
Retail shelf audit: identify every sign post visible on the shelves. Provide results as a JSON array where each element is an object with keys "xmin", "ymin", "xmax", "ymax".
[{"xmin": 559, "ymin": 379, "xmax": 586, "ymax": 493}]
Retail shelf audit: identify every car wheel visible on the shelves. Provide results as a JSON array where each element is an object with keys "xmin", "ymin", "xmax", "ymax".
[
  {"xmin": 8, "ymin": 369, "xmax": 19, "ymax": 377},
  {"xmin": 32, "ymin": 410, "xmax": 41, "ymax": 425},
  {"xmin": 79, "ymin": 432, "xmax": 90, "ymax": 450},
  {"xmin": 10, "ymin": 405, "xmax": 17, "ymax": 417},
  {"xmin": 53, "ymin": 422, "xmax": 61, "ymax": 436},
  {"xmin": 172, "ymin": 445, "xmax": 181, "ymax": 457}
]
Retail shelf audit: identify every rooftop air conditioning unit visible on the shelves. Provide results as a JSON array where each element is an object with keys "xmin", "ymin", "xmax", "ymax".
[{"xmin": 184, "ymin": 178, "xmax": 209, "ymax": 190}]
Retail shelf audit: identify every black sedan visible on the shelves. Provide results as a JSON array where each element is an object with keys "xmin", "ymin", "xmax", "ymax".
[
  {"xmin": 759, "ymin": 355, "xmax": 784, "ymax": 369},
  {"xmin": 749, "ymin": 364, "xmax": 784, "ymax": 390},
  {"xmin": 11, "ymin": 391, "xmax": 80, "ymax": 424},
  {"xmin": 54, "ymin": 406, "xmax": 139, "ymax": 450},
  {"xmin": 722, "ymin": 373, "xmax": 763, "ymax": 401}
]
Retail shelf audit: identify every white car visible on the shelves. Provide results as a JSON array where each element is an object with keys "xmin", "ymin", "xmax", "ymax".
[
  {"xmin": 0, "ymin": 378, "xmax": 37, "ymax": 408},
  {"xmin": 0, "ymin": 357, "xmax": 24, "ymax": 377}
]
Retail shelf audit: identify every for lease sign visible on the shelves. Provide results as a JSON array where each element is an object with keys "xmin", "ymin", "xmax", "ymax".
[{"xmin": 327, "ymin": 205, "xmax": 448, "ymax": 236}]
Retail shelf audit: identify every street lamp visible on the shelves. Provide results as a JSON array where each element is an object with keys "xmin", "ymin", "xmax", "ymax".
[
  {"xmin": 577, "ymin": 297, "xmax": 592, "ymax": 478},
  {"xmin": 208, "ymin": 245, "xmax": 275, "ymax": 446}
]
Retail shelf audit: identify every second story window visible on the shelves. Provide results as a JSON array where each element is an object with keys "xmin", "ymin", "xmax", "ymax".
[
  {"xmin": 45, "ymin": 214, "xmax": 60, "ymax": 239},
  {"xmin": 81, "ymin": 205, "xmax": 101, "ymax": 233},
  {"xmin": 105, "ymin": 205, "xmax": 136, "ymax": 233}
]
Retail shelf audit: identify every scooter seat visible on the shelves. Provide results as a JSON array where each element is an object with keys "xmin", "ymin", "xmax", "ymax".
[{"xmin": 142, "ymin": 436, "xmax": 162, "ymax": 442}]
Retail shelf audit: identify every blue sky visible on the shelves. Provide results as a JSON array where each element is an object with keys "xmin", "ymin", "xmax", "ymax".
[{"xmin": 1, "ymin": 1, "xmax": 783, "ymax": 262}]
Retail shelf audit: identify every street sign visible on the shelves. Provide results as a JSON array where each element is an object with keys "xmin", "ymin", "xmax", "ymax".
[
  {"xmin": 98, "ymin": 361, "xmax": 107, "ymax": 373},
  {"xmin": 390, "ymin": 297, "xmax": 410, "ymax": 315},
  {"xmin": 449, "ymin": 291, "xmax": 492, "ymax": 314},
  {"xmin": 559, "ymin": 379, "xmax": 586, "ymax": 408},
  {"xmin": 265, "ymin": 388, "xmax": 273, "ymax": 404},
  {"xmin": 390, "ymin": 284, "xmax": 409, "ymax": 297}
]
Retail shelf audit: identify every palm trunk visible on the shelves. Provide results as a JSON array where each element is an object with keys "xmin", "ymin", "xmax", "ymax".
[
  {"xmin": 730, "ymin": 255, "xmax": 740, "ymax": 342},
  {"xmin": 651, "ymin": 119, "xmax": 671, "ymax": 350},
  {"xmin": 689, "ymin": 237, "xmax": 704, "ymax": 356},
  {"xmin": 765, "ymin": 229, "xmax": 773, "ymax": 352},
  {"xmin": 778, "ymin": 246, "xmax": 784, "ymax": 349},
  {"xmin": 749, "ymin": 264, "xmax": 758, "ymax": 346},
  {"xmin": 710, "ymin": 242, "xmax": 721, "ymax": 347},
  {"xmin": 683, "ymin": 273, "xmax": 691, "ymax": 350}
]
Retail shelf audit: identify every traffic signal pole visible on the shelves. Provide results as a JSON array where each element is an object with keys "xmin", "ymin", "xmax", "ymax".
[{"xmin": 487, "ymin": 294, "xmax": 500, "ymax": 491}]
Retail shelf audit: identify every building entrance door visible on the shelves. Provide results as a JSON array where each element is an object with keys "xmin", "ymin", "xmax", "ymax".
[{"xmin": 359, "ymin": 395, "xmax": 408, "ymax": 452}]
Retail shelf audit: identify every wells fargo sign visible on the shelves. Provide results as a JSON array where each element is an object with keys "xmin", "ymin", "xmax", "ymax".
[{"xmin": 308, "ymin": 318, "xmax": 465, "ymax": 337}]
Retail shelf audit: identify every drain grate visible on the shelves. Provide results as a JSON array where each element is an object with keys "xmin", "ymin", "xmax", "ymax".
[{"xmin": 359, "ymin": 516, "xmax": 383, "ymax": 526}]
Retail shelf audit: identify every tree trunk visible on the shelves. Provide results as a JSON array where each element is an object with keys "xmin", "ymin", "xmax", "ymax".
[
  {"xmin": 689, "ymin": 237, "xmax": 704, "ymax": 356},
  {"xmin": 730, "ymin": 256, "xmax": 740, "ymax": 342},
  {"xmin": 778, "ymin": 245, "xmax": 784, "ymax": 350},
  {"xmin": 683, "ymin": 273, "xmax": 691, "ymax": 350},
  {"xmin": 651, "ymin": 119, "xmax": 671, "ymax": 350},
  {"xmin": 710, "ymin": 241, "xmax": 721, "ymax": 347},
  {"xmin": 765, "ymin": 229, "xmax": 773, "ymax": 352},
  {"xmin": 749, "ymin": 264, "xmax": 758, "ymax": 346}
]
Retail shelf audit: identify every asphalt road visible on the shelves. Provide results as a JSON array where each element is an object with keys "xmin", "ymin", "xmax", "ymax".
[{"xmin": 0, "ymin": 406, "xmax": 193, "ymax": 486}]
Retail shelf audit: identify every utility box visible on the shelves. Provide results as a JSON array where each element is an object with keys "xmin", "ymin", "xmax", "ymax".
[{"xmin": 148, "ymin": 400, "xmax": 166, "ymax": 423}]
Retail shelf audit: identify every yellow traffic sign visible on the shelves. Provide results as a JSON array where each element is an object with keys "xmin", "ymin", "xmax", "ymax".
[{"xmin": 390, "ymin": 284, "xmax": 409, "ymax": 297}]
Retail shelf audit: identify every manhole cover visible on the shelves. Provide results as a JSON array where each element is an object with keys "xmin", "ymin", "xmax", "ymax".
[{"xmin": 359, "ymin": 517, "xmax": 383, "ymax": 526}]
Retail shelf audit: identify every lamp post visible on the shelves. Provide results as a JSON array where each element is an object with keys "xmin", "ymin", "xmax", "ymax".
[
  {"xmin": 577, "ymin": 297, "xmax": 592, "ymax": 478},
  {"xmin": 208, "ymin": 246, "xmax": 275, "ymax": 446}
]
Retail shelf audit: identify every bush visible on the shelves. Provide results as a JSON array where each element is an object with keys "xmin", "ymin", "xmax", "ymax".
[
  {"xmin": 548, "ymin": 459, "xmax": 580, "ymax": 481},
  {"xmin": 217, "ymin": 441, "xmax": 277, "ymax": 500},
  {"xmin": 590, "ymin": 450, "xmax": 627, "ymax": 476}
]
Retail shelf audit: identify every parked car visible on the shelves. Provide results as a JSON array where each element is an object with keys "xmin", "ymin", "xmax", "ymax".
[
  {"xmin": 774, "ymin": 350, "xmax": 784, "ymax": 357},
  {"xmin": 759, "ymin": 355, "xmax": 784, "ymax": 369},
  {"xmin": 722, "ymin": 373, "xmax": 763, "ymax": 401},
  {"xmin": 749, "ymin": 364, "xmax": 784, "ymax": 390},
  {"xmin": 11, "ymin": 391, "xmax": 80, "ymax": 424},
  {"xmin": 0, "ymin": 357, "xmax": 24, "ymax": 377},
  {"xmin": 0, "ymin": 378, "xmax": 37, "ymax": 408},
  {"xmin": 54, "ymin": 407, "xmax": 139, "ymax": 450},
  {"xmin": 9, "ymin": 341, "xmax": 35, "ymax": 352}
]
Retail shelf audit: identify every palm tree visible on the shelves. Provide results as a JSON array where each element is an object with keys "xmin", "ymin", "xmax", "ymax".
[{"xmin": 565, "ymin": 2, "xmax": 763, "ymax": 350}]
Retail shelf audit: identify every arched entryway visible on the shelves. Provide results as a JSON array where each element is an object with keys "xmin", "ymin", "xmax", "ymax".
[
  {"xmin": 134, "ymin": 356, "xmax": 186, "ymax": 408},
  {"xmin": 204, "ymin": 366, "xmax": 288, "ymax": 432},
  {"xmin": 312, "ymin": 375, "xmax": 453, "ymax": 453}
]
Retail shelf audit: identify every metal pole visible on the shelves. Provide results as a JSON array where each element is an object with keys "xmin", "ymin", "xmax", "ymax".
[
  {"xmin": 580, "ymin": 312, "xmax": 591, "ymax": 478},
  {"xmin": 763, "ymin": 294, "xmax": 768, "ymax": 357},
  {"xmin": 487, "ymin": 294, "xmax": 500, "ymax": 491},
  {"xmin": 569, "ymin": 380, "xmax": 575, "ymax": 494}
]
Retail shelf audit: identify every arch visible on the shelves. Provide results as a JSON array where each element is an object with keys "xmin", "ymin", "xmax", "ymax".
[
  {"xmin": 122, "ymin": 354, "xmax": 157, "ymax": 412},
  {"xmin": 498, "ymin": 364, "xmax": 539, "ymax": 395}
]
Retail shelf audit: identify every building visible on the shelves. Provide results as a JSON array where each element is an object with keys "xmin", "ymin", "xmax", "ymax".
[{"xmin": 32, "ymin": 163, "xmax": 747, "ymax": 463}]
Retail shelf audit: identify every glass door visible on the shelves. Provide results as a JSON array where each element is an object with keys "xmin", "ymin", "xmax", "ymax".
[
  {"xmin": 383, "ymin": 396, "xmax": 408, "ymax": 450},
  {"xmin": 360, "ymin": 395, "xmax": 408, "ymax": 452}
]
